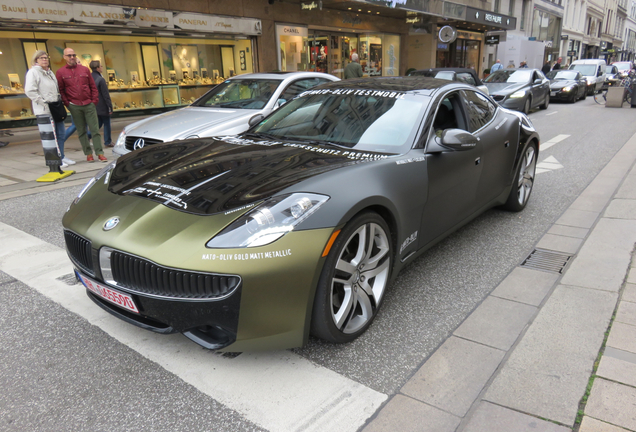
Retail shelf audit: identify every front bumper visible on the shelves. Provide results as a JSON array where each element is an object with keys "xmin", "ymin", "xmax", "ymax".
[
  {"xmin": 549, "ymin": 88, "xmax": 576, "ymax": 100},
  {"xmin": 492, "ymin": 95, "xmax": 526, "ymax": 111}
]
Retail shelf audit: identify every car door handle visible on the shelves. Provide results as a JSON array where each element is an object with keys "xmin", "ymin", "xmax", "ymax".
[
  {"xmin": 504, "ymin": 140, "xmax": 510, "ymax": 147},
  {"xmin": 475, "ymin": 157, "xmax": 481, "ymax": 165}
]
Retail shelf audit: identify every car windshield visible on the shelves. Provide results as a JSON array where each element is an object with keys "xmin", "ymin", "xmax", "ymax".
[
  {"xmin": 605, "ymin": 66, "xmax": 616, "ymax": 74},
  {"xmin": 569, "ymin": 64, "xmax": 596, "ymax": 76},
  {"xmin": 547, "ymin": 70, "xmax": 578, "ymax": 80},
  {"xmin": 484, "ymin": 70, "xmax": 532, "ymax": 83},
  {"xmin": 250, "ymin": 90, "xmax": 427, "ymax": 153},
  {"xmin": 193, "ymin": 79, "xmax": 281, "ymax": 109},
  {"xmin": 614, "ymin": 63, "xmax": 631, "ymax": 71}
]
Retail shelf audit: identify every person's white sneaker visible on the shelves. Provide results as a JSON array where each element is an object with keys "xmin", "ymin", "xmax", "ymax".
[
  {"xmin": 61, "ymin": 162, "xmax": 69, "ymax": 169},
  {"xmin": 62, "ymin": 157, "xmax": 76, "ymax": 165}
]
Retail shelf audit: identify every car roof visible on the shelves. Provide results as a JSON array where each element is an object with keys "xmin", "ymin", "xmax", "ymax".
[
  {"xmin": 313, "ymin": 76, "xmax": 470, "ymax": 95},
  {"xmin": 227, "ymin": 71, "xmax": 339, "ymax": 81}
]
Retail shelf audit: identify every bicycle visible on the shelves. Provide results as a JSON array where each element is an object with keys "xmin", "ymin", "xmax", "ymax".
[{"xmin": 594, "ymin": 72, "xmax": 634, "ymax": 105}]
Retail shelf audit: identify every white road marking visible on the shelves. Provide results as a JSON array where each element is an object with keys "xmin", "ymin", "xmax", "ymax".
[
  {"xmin": 0, "ymin": 222, "xmax": 387, "ymax": 432},
  {"xmin": 541, "ymin": 134, "xmax": 570, "ymax": 151},
  {"xmin": 545, "ymin": 111, "xmax": 558, "ymax": 116},
  {"xmin": 536, "ymin": 155, "xmax": 564, "ymax": 174}
]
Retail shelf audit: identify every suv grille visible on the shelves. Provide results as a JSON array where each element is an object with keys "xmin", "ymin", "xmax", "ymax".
[
  {"xmin": 110, "ymin": 251, "xmax": 240, "ymax": 300},
  {"xmin": 64, "ymin": 230, "xmax": 94, "ymax": 276},
  {"xmin": 125, "ymin": 136, "xmax": 164, "ymax": 151}
]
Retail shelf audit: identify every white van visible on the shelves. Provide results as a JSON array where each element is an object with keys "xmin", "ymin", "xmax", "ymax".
[{"xmin": 569, "ymin": 59, "xmax": 606, "ymax": 95}]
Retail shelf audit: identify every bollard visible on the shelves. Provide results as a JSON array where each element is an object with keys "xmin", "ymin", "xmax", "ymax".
[{"xmin": 36, "ymin": 114, "xmax": 74, "ymax": 182}]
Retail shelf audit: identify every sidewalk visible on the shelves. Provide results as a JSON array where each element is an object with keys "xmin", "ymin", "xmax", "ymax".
[
  {"xmin": 1, "ymin": 123, "xmax": 635, "ymax": 431},
  {"xmin": 364, "ymin": 132, "xmax": 636, "ymax": 431},
  {"xmin": 0, "ymin": 116, "xmax": 144, "ymax": 200}
]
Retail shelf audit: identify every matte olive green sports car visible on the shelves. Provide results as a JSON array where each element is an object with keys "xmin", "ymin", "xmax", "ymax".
[{"xmin": 63, "ymin": 77, "xmax": 540, "ymax": 352}]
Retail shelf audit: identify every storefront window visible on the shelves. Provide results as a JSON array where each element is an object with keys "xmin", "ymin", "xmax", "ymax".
[
  {"xmin": 275, "ymin": 25, "xmax": 400, "ymax": 78},
  {"xmin": 0, "ymin": 30, "xmax": 255, "ymax": 125}
]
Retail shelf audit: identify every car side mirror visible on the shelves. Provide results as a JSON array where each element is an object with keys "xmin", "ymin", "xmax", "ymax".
[
  {"xmin": 534, "ymin": 79, "xmax": 542, "ymax": 84},
  {"xmin": 248, "ymin": 114, "xmax": 264, "ymax": 127},
  {"xmin": 428, "ymin": 128, "xmax": 478, "ymax": 153},
  {"xmin": 274, "ymin": 98, "xmax": 286, "ymax": 109}
]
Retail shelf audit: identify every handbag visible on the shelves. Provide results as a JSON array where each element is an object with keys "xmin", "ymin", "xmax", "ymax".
[{"xmin": 47, "ymin": 99, "xmax": 67, "ymax": 122}]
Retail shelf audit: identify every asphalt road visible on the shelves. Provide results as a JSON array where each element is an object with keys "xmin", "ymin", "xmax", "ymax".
[{"xmin": 1, "ymin": 97, "xmax": 635, "ymax": 431}]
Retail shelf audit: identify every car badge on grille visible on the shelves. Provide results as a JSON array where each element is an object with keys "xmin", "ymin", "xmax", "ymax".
[
  {"xmin": 133, "ymin": 138, "xmax": 145, "ymax": 150},
  {"xmin": 103, "ymin": 217, "xmax": 120, "ymax": 231}
]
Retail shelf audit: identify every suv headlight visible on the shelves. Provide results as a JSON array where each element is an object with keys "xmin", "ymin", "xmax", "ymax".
[
  {"xmin": 206, "ymin": 193, "xmax": 329, "ymax": 248},
  {"xmin": 510, "ymin": 90, "xmax": 526, "ymax": 98}
]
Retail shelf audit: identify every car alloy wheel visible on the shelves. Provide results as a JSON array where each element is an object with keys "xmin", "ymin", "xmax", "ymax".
[
  {"xmin": 311, "ymin": 211, "xmax": 392, "ymax": 343},
  {"xmin": 502, "ymin": 142, "xmax": 537, "ymax": 212}
]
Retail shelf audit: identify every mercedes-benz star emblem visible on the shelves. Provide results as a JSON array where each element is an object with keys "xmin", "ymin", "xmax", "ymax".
[
  {"xmin": 103, "ymin": 217, "xmax": 120, "ymax": 231},
  {"xmin": 133, "ymin": 138, "xmax": 145, "ymax": 150},
  {"xmin": 475, "ymin": 12, "xmax": 479, "ymax": 18}
]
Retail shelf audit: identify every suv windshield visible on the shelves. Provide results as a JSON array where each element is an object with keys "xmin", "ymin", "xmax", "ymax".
[
  {"xmin": 484, "ymin": 70, "xmax": 532, "ymax": 83},
  {"xmin": 250, "ymin": 90, "xmax": 427, "ymax": 153},
  {"xmin": 194, "ymin": 79, "xmax": 281, "ymax": 109}
]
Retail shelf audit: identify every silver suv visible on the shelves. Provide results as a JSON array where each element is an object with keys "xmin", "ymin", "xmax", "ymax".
[{"xmin": 113, "ymin": 72, "xmax": 339, "ymax": 157}]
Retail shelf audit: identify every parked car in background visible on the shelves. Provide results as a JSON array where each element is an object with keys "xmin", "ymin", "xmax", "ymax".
[
  {"xmin": 604, "ymin": 65, "xmax": 620, "ymax": 88},
  {"xmin": 408, "ymin": 68, "xmax": 489, "ymax": 94},
  {"xmin": 63, "ymin": 77, "xmax": 539, "ymax": 351},
  {"xmin": 112, "ymin": 72, "xmax": 339, "ymax": 157},
  {"xmin": 546, "ymin": 70, "xmax": 587, "ymax": 102},
  {"xmin": 483, "ymin": 68, "xmax": 550, "ymax": 113},
  {"xmin": 612, "ymin": 61, "xmax": 635, "ymax": 79},
  {"xmin": 568, "ymin": 59, "xmax": 606, "ymax": 95}
]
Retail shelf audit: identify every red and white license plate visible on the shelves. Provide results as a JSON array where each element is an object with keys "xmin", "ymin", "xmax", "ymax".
[{"xmin": 77, "ymin": 272, "xmax": 139, "ymax": 314}]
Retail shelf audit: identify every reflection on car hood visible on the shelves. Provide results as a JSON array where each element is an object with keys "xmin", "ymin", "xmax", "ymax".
[
  {"xmin": 484, "ymin": 82, "xmax": 527, "ymax": 95},
  {"xmin": 125, "ymin": 106, "xmax": 260, "ymax": 141},
  {"xmin": 109, "ymin": 136, "xmax": 390, "ymax": 216}
]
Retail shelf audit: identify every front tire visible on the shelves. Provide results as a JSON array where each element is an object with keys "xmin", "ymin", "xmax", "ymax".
[
  {"xmin": 522, "ymin": 97, "xmax": 531, "ymax": 114},
  {"xmin": 502, "ymin": 142, "xmax": 537, "ymax": 212},
  {"xmin": 311, "ymin": 212, "xmax": 393, "ymax": 343}
]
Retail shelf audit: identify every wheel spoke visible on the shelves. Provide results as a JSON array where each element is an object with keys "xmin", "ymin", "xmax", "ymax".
[
  {"xmin": 332, "ymin": 282, "xmax": 354, "ymax": 329},
  {"xmin": 343, "ymin": 289, "xmax": 373, "ymax": 334},
  {"xmin": 359, "ymin": 258, "xmax": 391, "ymax": 302},
  {"xmin": 335, "ymin": 258, "xmax": 356, "ymax": 277}
]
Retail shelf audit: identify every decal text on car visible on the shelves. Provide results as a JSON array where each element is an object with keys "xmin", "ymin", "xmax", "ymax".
[{"xmin": 202, "ymin": 249, "xmax": 292, "ymax": 260}]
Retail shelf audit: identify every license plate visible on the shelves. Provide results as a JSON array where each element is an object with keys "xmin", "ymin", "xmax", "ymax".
[
  {"xmin": 77, "ymin": 272, "xmax": 139, "ymax": 314},
  {"xmin": 550, "ymin": 91, "xmax": 557, "ymax": 96}
]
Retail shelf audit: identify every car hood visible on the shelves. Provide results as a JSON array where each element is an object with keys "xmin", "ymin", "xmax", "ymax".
[
  {"xmin": 484, "ymin": 82, "xmax": 527, "ymax": 95},
  {"xmin": 549, "ymin": 80, "xmax": 577, "ymax": 89},
  {"xmin": 124, "ymin": 106, "xmax": 261, "ymax": 141},
  {"xmin": 109, "ymin": 136, "xmax": 390, "ymax": 216}
]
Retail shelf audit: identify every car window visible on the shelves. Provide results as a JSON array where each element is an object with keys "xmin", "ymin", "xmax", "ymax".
[
  {"xmin": 434, "ymin": 71, "xmax": 456, "ymax": 81},
  {"xmin": 195, "ymin": 79, "xmax": 281, "ymax": 109},
  {"xmin": 278, "ymin": 78, "xmax": 332, "ymax": 104},
  {"xmin": 457, "ymin": 72, "xmax": 476, "ymax": 85},
  {"xmin": 432, "ymin": 92, "xmax": 467, "ymax": 137},
  {"xmin": 569, "ymin": 64, "xmax": 596, "ymax": 76},
  {"xmin": 461, "ymin": 90, "xmax": 496, "ymax": 132},
  {"xmin": 484, "ymin": 70, "xmax": 532, "ymax": 83}
]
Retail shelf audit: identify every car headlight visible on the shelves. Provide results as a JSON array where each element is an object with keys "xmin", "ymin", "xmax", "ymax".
[
  {"xmin": 73, "ymin": 161, "xmax": 117, "ymax": 205},
  {"xmin": 562, "ymin": 85, "xmax": 574, "ymax": 92},
  {"xmin": 510, "ymin": 90, "xmax": 526, "ymax": 98},
  {"xmin": 206, "ymin": 193, "xmax": 329, "ymax": 248},
  {"xmin": 586, "ymin": 78, "xmax": 594, "ymax": 85},
  {"xmin": 114, "ymin": 130, "xmax": 126, "ymax": 149}
]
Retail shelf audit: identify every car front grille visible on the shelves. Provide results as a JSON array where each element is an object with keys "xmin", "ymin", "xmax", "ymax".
[
  {"xmin": 64, "ymin": 230, "xmax": 94, "ymax": 276},
  {"xmin": 124, "ymin": 136, "xmax": 164, "ymax": 151},
  {"xmin": 492, "ymin": 95, "xmax": 505, "ymax": 102},
  {"xmin": 110, "ymin": 250, "xmax": 241, "ymax": 300}
]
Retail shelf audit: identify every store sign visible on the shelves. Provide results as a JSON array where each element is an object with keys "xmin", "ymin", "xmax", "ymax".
[
  {"xmin": 301, "ymin": 1, "xmax": 321, "ymax": 10},
  {"xmin": 74, "ymin": 4, "xmax": 173, "ymax": 28},
  {"xmin": 0, "ymin": 0, "xmax": 72, "ymax": 21},
  {"xmin": 485, "ymin": 35, "xmax": 500, "ymax": 45},
  {"xmin": 465, "ymin": 6, "xmax": 516, "ymax": 30},
  {"xmin": 567, "ymin": 50, "xmax": 577, "ymax": 56},
  {"xmin": 174, "ymin": 12, "xmax": 262, "ymax": 35},
  {"xmin": 278, "ymin": 25, "xmax": 308, "ymax": 37}
]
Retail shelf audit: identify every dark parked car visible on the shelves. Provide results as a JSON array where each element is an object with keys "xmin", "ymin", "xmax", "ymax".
[
  {"xmin": 63, "ymin": 77, "xmax": 539, "ymax": 352},
  {"xmin": 546, "ymin": 70, "xmax": 587, "ymax": 102},
  {"xmin": 408, "ymin": 68, "xmax": 489, "ymax": 94},
  {"xmin": 484, "ymin": 68, "xmax": 550, "ymax": 114},
  {"xmin": 604, "ymin": 65, "xmax": 620, "ymax": 88}
]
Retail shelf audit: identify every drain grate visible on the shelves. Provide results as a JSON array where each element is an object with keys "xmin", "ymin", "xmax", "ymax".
[{"xmin": 520, "ymin": 248, "xmax": 572, "ymax": 274}]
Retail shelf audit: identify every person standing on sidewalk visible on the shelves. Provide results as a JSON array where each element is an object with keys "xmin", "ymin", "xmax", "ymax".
[
  {"xmin": 56, "ymin": 48, "xmax": 106, "ymax": 162},
  {"xmin": 24, "ymin": 50, "xmax": 74, "ymax": 167},
  {"xmin": 490, "ymin": 59, "xmax": 504, "ymax": 72},
  {"xmin": 89, "ymin": 60, "xmax": 113, "ymax": 147},
  {"xmin": 344, "ymin": 53, "xmax": 364, "ymax": 79}
]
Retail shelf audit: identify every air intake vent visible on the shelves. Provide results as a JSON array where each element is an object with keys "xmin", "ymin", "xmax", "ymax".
[{"xmin": 520, "ymin": 248, "xmax": 572, "ymax": 274}]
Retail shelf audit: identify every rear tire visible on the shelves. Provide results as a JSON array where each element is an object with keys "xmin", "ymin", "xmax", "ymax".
[
  {"xmin": 540, "ymin": 94, "xmax": 549, "ymax": 109},
  {"xmin": 502, "ymin": 142, "xmax": 537, "ymax": 212},
  {"xmin": 311, "ymin": 211, "xmax": 393, "ymax": 343}
]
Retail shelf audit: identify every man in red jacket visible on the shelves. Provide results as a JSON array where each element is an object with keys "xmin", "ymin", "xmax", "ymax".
[{"xmin": 56, "ymin": 47, "xmax": 106, "ymax": 162}]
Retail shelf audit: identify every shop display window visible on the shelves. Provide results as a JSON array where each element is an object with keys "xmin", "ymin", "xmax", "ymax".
[{"xmin": 0, "ymin": 30, "xmax": 255, "ymax": 126}]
